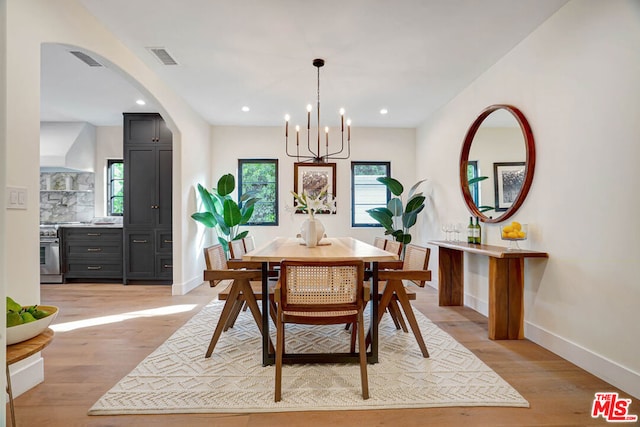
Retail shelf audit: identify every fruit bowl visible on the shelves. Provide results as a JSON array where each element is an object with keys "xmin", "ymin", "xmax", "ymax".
[
  {"xmin": 6, "ymin": 305, "xmax": 58, "ymax": 345},
  {"xmin": 500, "ymin": 222, "xmax": 528, "ymax": 250}
]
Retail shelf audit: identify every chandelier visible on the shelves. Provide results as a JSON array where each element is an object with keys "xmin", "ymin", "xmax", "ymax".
[{"xmin": 285, "ymin": 58, "xmax": 351, "ymax": 163}]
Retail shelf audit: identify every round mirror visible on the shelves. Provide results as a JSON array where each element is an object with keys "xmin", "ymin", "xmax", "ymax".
[{"xmin": 459, "ymin": 104, "xmax": 535, "ymax": 223}]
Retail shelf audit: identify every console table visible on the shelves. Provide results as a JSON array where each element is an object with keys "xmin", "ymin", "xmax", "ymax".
[{"xmin": 429, "ymin": 241, "xmax": 548, "ymax": 340}]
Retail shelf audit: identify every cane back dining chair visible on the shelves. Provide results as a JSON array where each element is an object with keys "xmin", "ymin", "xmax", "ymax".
[
  {"xmin": 203, "ymin": 244, "xmax": 276, "ymax": 357},
  {"xmin": 373, "ymin": 236, "xmax": 387, "ymax": 250},
  {"xmin": 274, "ymin": 259, "xmax": 370, "ymax": 402},
  {"xmin": 372, "ymin": 243, "xmax": 431, "ymax": 358}
]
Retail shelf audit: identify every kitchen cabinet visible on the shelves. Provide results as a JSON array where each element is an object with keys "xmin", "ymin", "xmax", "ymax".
[
  {"xmin": 123, "ymin": 113, "xmax": 172, "ymax": 284},
  {"xmin": 61, "ymin": 227, "xmax": 123, "ymax": 281}
]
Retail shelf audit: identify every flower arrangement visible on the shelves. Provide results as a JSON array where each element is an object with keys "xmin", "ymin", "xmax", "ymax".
[{"xmin": 289, "ymin": 185, "xmax": 336, "ymax": 219}]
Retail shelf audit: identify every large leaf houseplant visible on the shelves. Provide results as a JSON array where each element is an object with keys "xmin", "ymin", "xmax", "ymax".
[
  {"xmin": 191, "ymin": 174, "xmax": 259, "ymax": 255},
  {"xmin": 366, "ymin": 177, "xmax": 427, "ymax": 249}
]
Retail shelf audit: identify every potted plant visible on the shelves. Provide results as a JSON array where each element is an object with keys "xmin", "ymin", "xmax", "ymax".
[
  {"xmin": 191, "ymin": 174, "xmax": 259, "ymax": 255},
  {"xmin": 366, "ymin": 177, "xmax": 427, "ymax": 253}
]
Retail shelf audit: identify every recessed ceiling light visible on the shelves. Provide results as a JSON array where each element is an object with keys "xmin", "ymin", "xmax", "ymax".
[
  {"xmin": 380, "ymin": 108, "xmax": 388, "ymax": 115},
  {"xmin": 136, "ymin": 99, "xmax": 146, "ymax": 106},
  {"xmin": 242, "ymin": 106, "xmax": 250, "ymax": 112}
]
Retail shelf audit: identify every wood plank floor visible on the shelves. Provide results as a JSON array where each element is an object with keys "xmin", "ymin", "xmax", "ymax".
[{"xmin": 7, "ymin": 282, "xmax": 635, "ymax": 426}]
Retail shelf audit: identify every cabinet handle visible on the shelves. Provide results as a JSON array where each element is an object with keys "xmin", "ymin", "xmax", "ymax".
[
  {"xmin": 87, "ymin": 233, "xmax": 101, "ymax": 236},
  {"xmin": 164, "ymin": 239, "xmax": 173, "ymax": 243},
  {"xmin": 163, "ymin": 264, "xmax": 173, "ymax": 269},
  {"xmin": 87, "ymin": 266, "xmax": 102, "ymax": 270},
  {"xmin": 133, "ymin": 239, "xmax": 148, "ymax": 243},
  {"xmin": 87, "ymin": 248, "xmax": 102, "ymax": 252},
  {"xmin": 150, "ymin": 205, "xmax": 159, "ymax": 209}
]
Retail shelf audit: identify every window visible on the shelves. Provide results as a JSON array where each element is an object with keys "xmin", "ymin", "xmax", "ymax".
[
  {"xmin": 238, "ymin": 159, "xmax": 278, "ymax": 225},
  {"xmin": 107, "ymin": 159, "xmax": 124, "ymax": 216},
  {"xmin": 467, "ymin": 160, "xmax": 479, "ymax": 206},
  {"xmin": 351, "ymin": 161, "xmax": 390, "ymax": 227}
]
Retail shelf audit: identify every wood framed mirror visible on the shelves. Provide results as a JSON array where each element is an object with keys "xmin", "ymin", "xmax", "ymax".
[{"xmin": 459, "ymin": 104, "xmax": 535, "ymax": 223}]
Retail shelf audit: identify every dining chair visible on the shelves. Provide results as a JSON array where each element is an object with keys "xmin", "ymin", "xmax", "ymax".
[
  {"xmin": 203, "ymin": 244, "xmax": 276, "ymax": 357},
  {"xmin": 243, "ymin": 236, "xmax": 256, "ymax": 252},
  {"xmin": 384, "ymin": 240, "xmax": 403, "ymax": 257},
  {"xmin": 274, "ymin": 259, "xmax": 369, "ymax": 402},
  {"xmin": 372, "ymin": 244, "xmax": 432, "ymax": 358},
  {"xmin": 228, "ymin": 239, "xmax": 246, "ymax": 259},
  {"xmin": 373, "ymin": 236, "xmax": 386, "ymax": 249}
]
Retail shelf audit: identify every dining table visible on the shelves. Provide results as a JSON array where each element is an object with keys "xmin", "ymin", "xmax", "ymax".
[{"xmin": 243, "ymin": 236, "xmax": 398, "ymax": 366}]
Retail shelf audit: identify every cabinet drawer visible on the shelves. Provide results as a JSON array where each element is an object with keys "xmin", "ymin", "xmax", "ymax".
[
  {"xmin": 65, "ymin": 261, "xmax": 123, "ymax": 278},
  {"xmin": 65, "ymin": 242, "xmax": 122, "ymax": 258},
  {"xmin": 156, "ymin": 230, "xmax": 173, "ymax": 253},
  {"xmin": 64, "ymin": 228, "xmax": 122, "ymax": 242},
  {"xmin": 157, "ymin": 254, "xmax": 173, "ymax": 279}
]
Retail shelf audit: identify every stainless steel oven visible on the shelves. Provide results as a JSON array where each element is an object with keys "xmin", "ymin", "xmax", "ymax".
[{"xmin": 40, "ymin": 226, "xmax": 63, "ymax": 283}]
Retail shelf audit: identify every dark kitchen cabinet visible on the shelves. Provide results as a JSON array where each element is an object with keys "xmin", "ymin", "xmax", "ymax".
[
  {"xmin": 61, "ymin": 227, "xmax": 123, "ymax": 281},
  {"xmin": 123, "ymin": 113, "xmax": 172, "ymax": 284}
]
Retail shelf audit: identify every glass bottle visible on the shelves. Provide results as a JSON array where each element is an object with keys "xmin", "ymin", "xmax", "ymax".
[
  {"xmin": 474, "ymin": 217, "xmax": 482, "ymax": 244},
  {"xmin": 467, "ymin": 217, "xmax": 474, "ymax": 244}
]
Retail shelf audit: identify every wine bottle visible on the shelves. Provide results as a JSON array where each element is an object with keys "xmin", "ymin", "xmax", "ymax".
[
  {"xmin": 474, "ymin": 217, "xmax": 482, "ymax": 244},
  {"xmin": 467, "ymin": 217, "xmax": 474, "ymax": 244}
]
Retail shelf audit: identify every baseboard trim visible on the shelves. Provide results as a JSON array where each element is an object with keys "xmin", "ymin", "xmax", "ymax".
[
  {"xmin": 525, "ymin": 322, "xmax": 640, "ymax": 399},
  {"xmin": 426, "ymin": 282, "xmax": 639, "ymax": 399},
  {"xmin": 172, "ymin": 275, "xmax": 203, "ymax": 296},
  {"xmin": 7, "ymin": 354, "xmax": 44, "ymax": 399}
]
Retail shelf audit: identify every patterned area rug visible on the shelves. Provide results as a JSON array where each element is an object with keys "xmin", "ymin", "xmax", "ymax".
[{"xmin": 88, "ymin": 299, "xmax": 529, "ymax": 414}]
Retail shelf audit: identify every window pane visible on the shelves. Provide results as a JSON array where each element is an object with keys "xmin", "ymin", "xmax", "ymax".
[
  {"xmin": 239, "ymin": 159, "xmax": 278, "ymax": 225},
  {"xmin": 351, "ymin": 161, "xmax": 390, "ymax": 227},
  {"xmin": 107, "ymin": 160, "xmax": 124, "ymax": 216}
]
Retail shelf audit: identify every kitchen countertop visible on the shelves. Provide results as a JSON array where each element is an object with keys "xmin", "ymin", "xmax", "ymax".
[{"xmin": 56, "ymin": 223, "xmax": 123, "ymax": 228}]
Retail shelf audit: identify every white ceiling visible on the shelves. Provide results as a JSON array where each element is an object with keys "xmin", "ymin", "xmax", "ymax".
[{"xmin": 40, "ymin": 0, "xmax": 568, "ymax": 128}]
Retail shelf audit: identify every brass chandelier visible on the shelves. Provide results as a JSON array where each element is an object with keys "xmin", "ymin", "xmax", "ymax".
[{"xmin": 285, "ymin": 58, "xmax": 351, "ymax": 163}]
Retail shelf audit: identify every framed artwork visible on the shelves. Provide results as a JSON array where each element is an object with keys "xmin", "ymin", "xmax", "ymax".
[
  {"xmin": 293, "ymin": 162, "xmax": 336, "ymax": 214},
  {"xmin": 493, "ymin": 162, "xmax": 525, "ymax": 211}
]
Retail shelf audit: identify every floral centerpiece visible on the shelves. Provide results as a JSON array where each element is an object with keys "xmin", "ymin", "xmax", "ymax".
[{"xmin": 289, "ymin": 185, "xmax": 336, "ymax": 246}]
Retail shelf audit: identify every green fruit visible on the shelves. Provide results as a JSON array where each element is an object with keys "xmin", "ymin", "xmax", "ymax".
[
  {"xmin": 32, "ymin": 309, "xmax": 50, "ymax": 320},
  {"xmin": 6, "ymin": 296, "xmax": 22, "ymax": 313},
  {"xmin": 21, "ymin": 312, "xmax": 37, "ymax": 323},
  {"xmin": 7, "ymin": 312, "xmax": 23, "ymax": 327}
]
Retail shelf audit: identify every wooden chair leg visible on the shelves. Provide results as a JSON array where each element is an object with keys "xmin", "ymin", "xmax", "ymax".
[
  {"xmin": 350, "ymin": 321, "xmax": 357, "ymax": 353},
  {"xmin": 365, "ymin": 281, "xmax": 396, "ymax": 350},
  {"xmin": 357, "ymin": 310, "xmax": 369, "ymax": 400},
  {"xmin": 387, "ymin": 303, "xmax": 403, "ymax": 330},
  {"xmin": 206, "ymin": 284, "xmax": 242, "ymax": 358},
  {"xmin": 224, "ymin": 299, "xmax": 244, "ymax": 331},
  {"xmin": 275, "ymin": 312, "xmax": 284, "ymax": 402},
  {"xmin": 388, "ymin": 299, "xmax": 408, "ymax": 332},
  {"xmin": 395, "ymin": 286, "xmax": 430, "ymax": 358},
  {"xmin": 238, "ymin": 279, "xmax": 275, "ymax": 354}
]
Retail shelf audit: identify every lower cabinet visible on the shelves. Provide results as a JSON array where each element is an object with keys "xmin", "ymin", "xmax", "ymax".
[
  {"xmin": 62, "ymin": 227, "xmax": 123, "ymax": 281},
  {"xmin": 124, "ymin": 228, "xmax": 172, "ymax": 283}
]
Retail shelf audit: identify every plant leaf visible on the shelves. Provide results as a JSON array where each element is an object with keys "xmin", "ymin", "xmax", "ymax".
[
  {"xmin": 235, "ymin": 230, "xmax": 249, "ymax": 241},
  {"xmin": 407, "ymin": 179, "xmax": 427, "ymax": 198},
  {"xmin": 405, "ymin": 195, "xmax": 425, "ymax": 213},
  {"xmin": 196, "ymin": 184, "xmax": 216, "ymax": 215},
  {"xmin": 468, "ymin": 176, "xmax": 489, "ymax": 185},
  {"xmin": 217, "ymin": 174, "xmax": 235, "ymax": 197},
  {"xmin": 190, "ymin": 212, "xmax": 217, "ymax": 228},
  {"xmin": 366, "ymin": 207, "xmax": 394, "ymax": 229},
  {"xmin": 387, "ymin": 198, "xmax": 403, "ymax": 216},
  {"xmin": 223, "ymin": 198, "xmax": 242, "ymax": 227},
  {"xmin": 377, "ymin": 177, "xmax": 403, "ymax": 196},
  {"xmin": 240, "ymin": 204, "xmax": 255, "ymax": 224}
]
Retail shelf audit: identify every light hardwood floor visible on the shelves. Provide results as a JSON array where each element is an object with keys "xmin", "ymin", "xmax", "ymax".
[{"xmin": 7, "ymin": 282, "xmax": 635, "ymax": 426}]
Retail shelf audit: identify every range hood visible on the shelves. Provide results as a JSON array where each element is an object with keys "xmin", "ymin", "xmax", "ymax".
[{"xmin": 40, "ymin": 122, "xmax": 96, "ymax": 172}]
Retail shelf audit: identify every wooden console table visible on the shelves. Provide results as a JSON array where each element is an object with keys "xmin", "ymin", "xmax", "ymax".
[{"xmin": 429, "ymin": 241, "xmax": 548, "ymax": 340}]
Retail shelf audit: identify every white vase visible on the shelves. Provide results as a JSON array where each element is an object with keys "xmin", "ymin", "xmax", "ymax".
[{"xmin": 301, "ymin": 216, "xmax": 324, "ymax": 247}]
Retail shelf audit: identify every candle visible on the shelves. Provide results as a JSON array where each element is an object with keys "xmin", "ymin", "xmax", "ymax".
[
  {"xmin": 285, "ymin": 114, "xmax": 290, "ymax": 137},
  {"xmin": 306, "ymin": 104, "xmax": 312, "ymax": 130},
  {"xmin": 339, "ymin": 108, "xmax": 345, "ymax": 131},
  {"xmin": 296, "ymin": 125, "xmax": 300, "ymax": 146},
  {"xmin": 347, "ymin": 119, "xmax": 351, "ymax": 141},
  {"xmin": 325, "ymin": 126, "xmax": 329, "ymax": 147}
]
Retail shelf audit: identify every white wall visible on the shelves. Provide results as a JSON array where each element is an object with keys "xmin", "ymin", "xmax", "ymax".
[
  {"xmin": 209, "ymin": 126, "xmax": 418, "ymax": 248},
  {"xmin": 3, "ymin": 0, "xmax": 211, "ymax": 395},
  {"xmin": 416, "ymin": 0, "xmax": 640, "ymax": 398},
  {"xmin": 94, "ymin": 126, "xmax": 123, "ymax": 217},
  {"xmin": 1, "ymin": 0, "xmax": 8, "ymax": 420}
]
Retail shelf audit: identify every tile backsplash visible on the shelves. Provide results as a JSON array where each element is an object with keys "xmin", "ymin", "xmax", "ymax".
[{"xmin": 40, "ymin": 172, "xmax": 95, "ymax": 223}]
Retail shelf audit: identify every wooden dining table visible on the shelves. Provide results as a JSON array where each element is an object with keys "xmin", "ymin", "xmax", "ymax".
[{"xmin": 243, "ymin": 236, "xmax": 398, "ymax": 366}]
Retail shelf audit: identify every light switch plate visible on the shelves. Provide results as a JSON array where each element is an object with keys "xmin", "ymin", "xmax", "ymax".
[{"xmin": 6, "ymin": 186, "xmax": 28, "ymax": 210}]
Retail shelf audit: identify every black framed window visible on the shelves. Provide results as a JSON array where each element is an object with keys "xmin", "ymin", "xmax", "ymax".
[
  {"xmin": 467, "ymin": 160, "xmax": 479, "ymax": 206},
  {"xmin": 107, "ymin": 159, "xmax": 124, "ymax": 216},
  {"xmin": 238, "ymin": 159, "xmax": 278, "ymax": 225},
  {"xmin": 351, "ymin": 161, "xmax": 391, "ymax": 227}
]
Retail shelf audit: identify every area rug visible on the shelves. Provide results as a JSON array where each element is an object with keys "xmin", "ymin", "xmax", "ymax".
[{"xmin": 88, "ymin": 299, "xmax": 529, "ymax": 414}]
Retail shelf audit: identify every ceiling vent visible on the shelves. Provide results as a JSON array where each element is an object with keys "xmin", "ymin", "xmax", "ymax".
[
  {"xmin": 69, "ymin": 51, "xmax": 103, "ymax": 67},
  {"xmin": 147, "ymin": 47, "xmax": 179, "ymax": 65}
]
